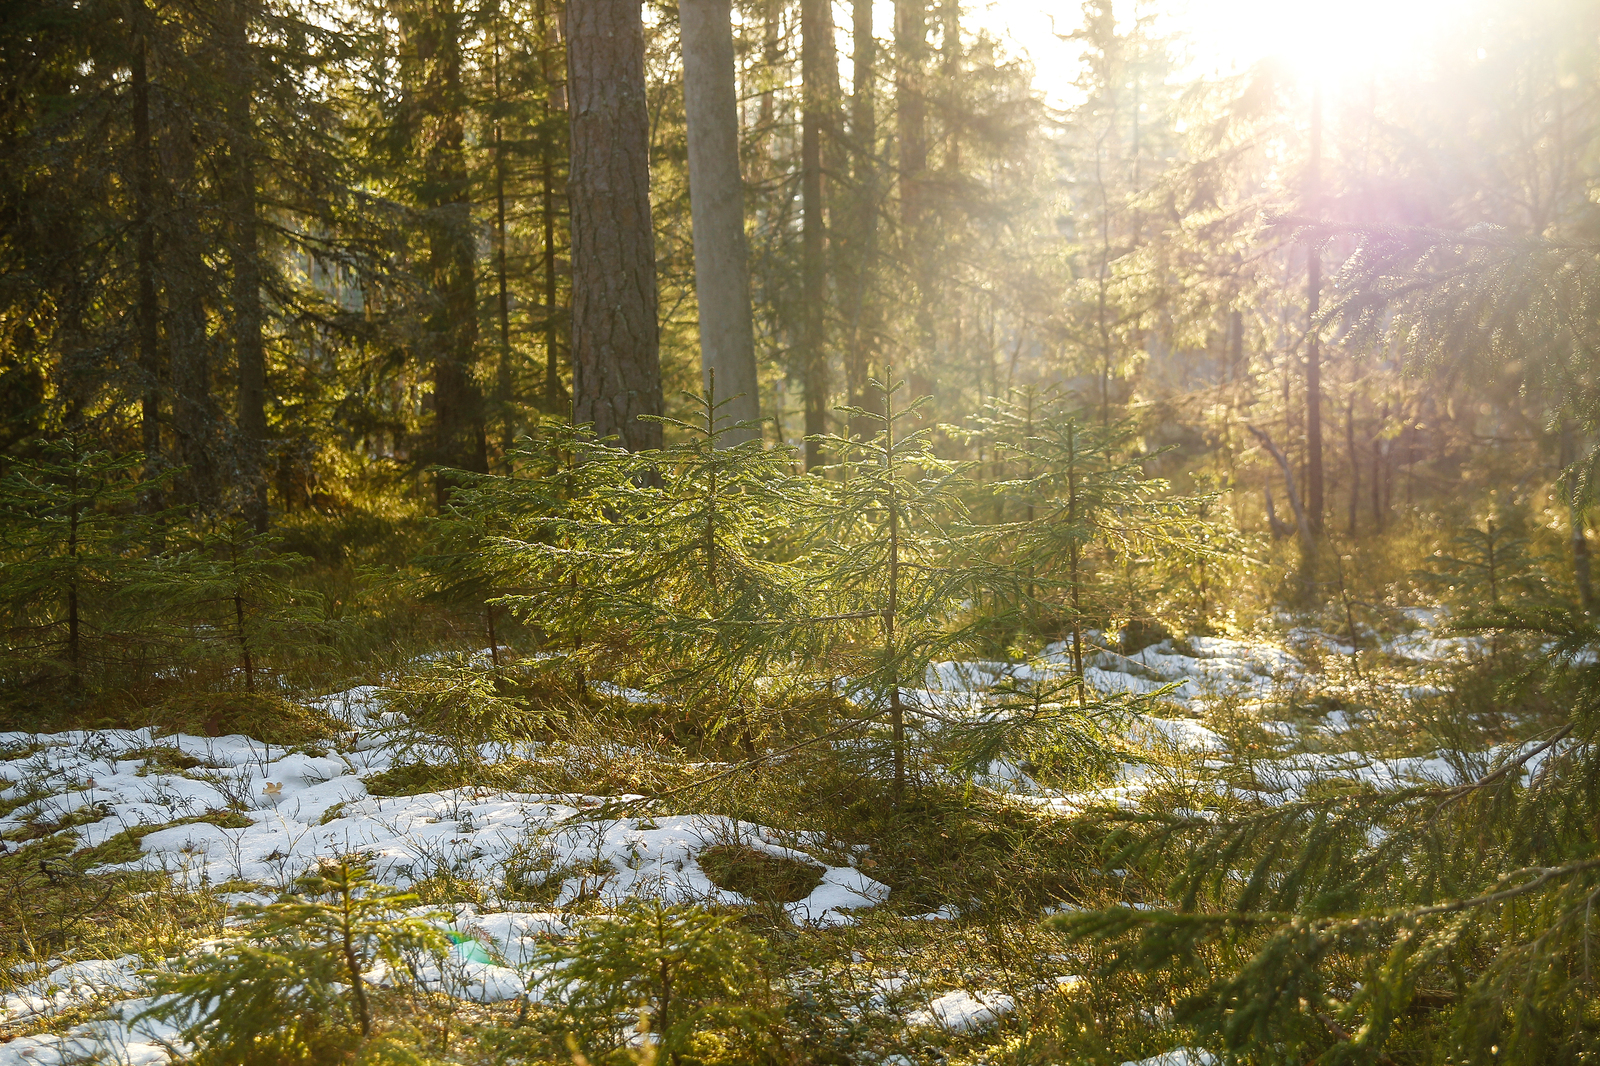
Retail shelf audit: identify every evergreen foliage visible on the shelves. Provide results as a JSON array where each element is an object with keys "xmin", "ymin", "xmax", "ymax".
[
  {"xmin": 527, "ymin": 900, "xmax": 780, "ymax": 1065},
  {"xmin": 381, "ymin": 652, "xmax": 542, "ymax": 770},
  {"xmin": 985, "ymin": 398, "xmax": 1234, "ymax": 680},
  {"xmin": 0, "ymin": 439, "xmax": 167, "ymax": 693},
  {"xmin": 807, "ymin": 369, "xmax": 989, "ymax": 798},
  {"xmin": 140, "ymin": 856, "xmax": 447, "ymax": 1065},
  {"xmin": 130, "ymin": 519, "xmax": 331, "ymax": 692},
  {"xmin": 482, "ymin": 387, "xmax": 816, "ymax": 727}
]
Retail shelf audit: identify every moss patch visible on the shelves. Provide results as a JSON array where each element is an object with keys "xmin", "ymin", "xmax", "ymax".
[
  {"xmin": 698, "ymin": 844, "xmax": 825, "ymax": 903},
  {"xmin": 76, "ymin": 810, "xmax": 255, "ymax": 868},
  {"xmin": 147, "ymin": 692, "xmax": 341, "ymax": 746}
]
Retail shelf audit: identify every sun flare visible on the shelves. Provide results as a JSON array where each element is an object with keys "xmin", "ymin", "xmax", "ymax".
[{"xmin": 976, "ymin": 0, "xmax": 1474, "ymax": 105}]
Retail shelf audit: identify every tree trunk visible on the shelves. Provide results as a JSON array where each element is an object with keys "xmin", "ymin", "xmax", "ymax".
[
  {"xmin": 1305, "ymin": 84, "xmax": 1324, "ymax": 530},
  {"xmin": 1228, "ymin": 309, "xmax": 1244, "ymax": 381},
  {"xmin": 841, "ymin": 0, "xmax": 880, "ymax": 440},
  {"xmin": 492, "ymin": 18, "xmax": 515, "ymax": 466},
  {"xmin": 801, "ymin": 0, "xmax": 837, "ymax": 469},
  {"xmin": 680, "ymin": 0, "xmax": 760, "ymax": 445},
  {"xmin": 224, "ymin": 0, "xmax": 269, "ymax": 531},
  {"xmin": 1372, "ymin": 399, "xmax": 1388, "ymax": 531},
  {"xmin": 130, "ymin": 4, "xmax": 163, "ymax": 502},
  {"xmin": 1347, "ymin": 390, "xmax": 1358, "ymax": 537},
  {"xmin": 403, "ymin": 1, "xmax": 487, "ymax": 507},
  {"xmin": 882, "ymin": 365, "xmax": 904, "ymax": 803},
  {"xmin": 1248, "ymin": 424, "xmax": 1316, "ymax": 562},
  {"xmin": 161, "ymin": 82, "xmax": 219, "ymax": 510},
  {"xmin": 1562, "ymin": 421, "xmax": 1594, "ymax": 613},
  {"xmin": 566, "ymin": 0, "xmax": 663, "ymax": 451},
  {"xmin": 895, "ymin": 0, "xmax": 934, "ymax": 388},
  {"xmin": 539, "ymin": 0, "xmax": 566, "ymax": 414},
  {"xmin": 894, "ymin": 0, "xmax": 926, "ymax": 226}
]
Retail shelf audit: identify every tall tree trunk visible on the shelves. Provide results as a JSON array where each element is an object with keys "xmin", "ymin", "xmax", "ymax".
[
  {"xmin": 894, "ymin": 0, "xmax": 926, "ymax": 226},
  {"xmin": 895, "ymin": 0, "xmax": 934, "ymax": 384},
  {"xmin": 1562, "ymin": 421, "xmax": 1594, "ymax": 613},
  {"xmin": 841, "ymin": 0, "xmax": 880, "ymax": 439},
  {"xmin": 1305, "ymin": 84, "xmax": 1325, "ymax": 530},
  {"xmin": 1372, "ymin": 400, "xmax": 1387, "ymax": 532},
  {"xmin": 403, "ymin": 0, "xmax": 486, "ymax": 507},
  {"xmin": 1228, "ymin": 309, "xmax": 1244, "ymax": 381},
  {"xmin": 161, "ymin": 80, "xmax": 219, "ymax": 510},
  {"xmin": 565, "ymin": 0, "xmax": 663, "ymax": 451},
  {"xmin": 130, "ymin": 3, "xmax": 163, "ymax": 503},
  {"xmin": 801, "ymin": 0, "xmax": 837, "ymax": 469},
  {"xmin": 492, "ymin": 16, "xmax": 515, "ymax": 466},
  {"xmin": 680, "ymin": 0, "xmax": 760, "ymax": 445},
  {"xmin": 1347, "ymin": 390, "xmax": 1358, "ymax": 537},
  {"xmin": 224, "ymin": 0, "xmax": 269, "ymax": 531},
  {"xmin": 539, "ymin": 0, "xmax": 565, "ymax": 413}
]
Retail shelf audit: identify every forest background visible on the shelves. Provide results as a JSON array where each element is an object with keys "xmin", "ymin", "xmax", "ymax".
[{"xmin": 3, "ymin": 0, "xmax": 1600, "ymax": 1062}]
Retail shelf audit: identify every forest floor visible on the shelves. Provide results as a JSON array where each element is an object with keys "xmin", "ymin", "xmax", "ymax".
[{"xmin": 0, "ymin": 612, "xmax": 1555, "ymax": 1066}]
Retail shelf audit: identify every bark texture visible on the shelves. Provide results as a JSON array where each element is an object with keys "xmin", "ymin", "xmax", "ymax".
[
  {"xmin": 129, "ymin": 4, "xmax": 163, "ymax": 494},
  {"xmin": 566, "ymin": 0, "xmax": 663, "ymax": 451},
  {"xmin": 840, "ymin": 0, "xmax": 881, "ymax": 439},
  {"xmin": 801, "ymin": 0, "xmax": 837, "ymax": 468},
  {"xmin": 1305, "ymin": 85, "xmax": 1325, "ymax": 530},
  {"xmin": 680, "ymin": 0, "xmax": 760, "ymax": 444},
  {"xmin": 402, "ymin": 0, "xmax": 487, "ymax": 508},
  {"xmin": 225, "ymin": 0, "xmax": 269, "ymax": 530},
  {"xmin": 160, "ymin": 75, "xmax": 219, "ymax": 509}
]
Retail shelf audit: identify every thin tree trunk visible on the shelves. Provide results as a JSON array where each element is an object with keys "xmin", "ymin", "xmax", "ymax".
[
  {"xmin": 1372, "ymin": 400, "xmax": 1387, "ymax": 532},
  {"xmin": 339, "ymin": 880, "xmax": 373, "ymax": 1037},
  {"xmin": 235, "ymin": 592, "xmax": 254, "ymax": 692},
  {"xmin": 1305, "ymin": 84, "xmax": 1324, "ymax": 530},
  {"xmin": 1562, "ymin": 421, "xmax": 1594, "ymax": 613},
  {"xmin": 896, "ymin": 0, "xmax": 934, "ymax": 395},
  {"xmin": 1066, "ymin": 423, "xmax": 1084, "ymax": 704},
  {"xmin": 681, "ymin": 0, "xmax": 760, "ymax": 444},
  {"xmin": 538, "ymin": 0, "xmax": 565, "ymax": 414},
  {"xmin": 842, "ymin": 0, "xmax": 880, "ymax": 439},
  {"xmin": 566, "ymin": 0, "xmax": 663, "ymax": 452},
  {"xmin": 493, "ymin": 18, "xmax": 515, "ymax": 466},
  {"xmin": 801, "ymin": 0, "xmax": 836, "ymax": 469},
  {"xmin": 1228, "ymin": 309, "xmax": 1244, "ymax": 382},
  {"xmin": 882, "ymin": 365, "xmax": 903, "ymax": 803},
  {"xmin": 1248, "ymin": 424, "xmax": 1316, "ymax": 562},
  {"xmin": 894, "ymin": 0, "xmax": 925, "ymax": 226},
  {"xmin": 1347, "ymin": 390, "xmax": 1358, "ymax": 537},
  {"xmin": 405, "ymin": 1, "xmax": 486, "ymax": 506},
  {"xmin": 224, "ymin": 0, "xmax": 269, "ymax": 531},
  {"xmin": 67, "ymin": 460, "xmax": 80, "ymax": 680},
  {"xmin": 130, "ymin": 5, "xmax": 163, "ymax": 503}
]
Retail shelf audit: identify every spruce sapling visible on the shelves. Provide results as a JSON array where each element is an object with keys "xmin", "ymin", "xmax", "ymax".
[
  {"xmin": 808, "ymin": 367, "xmax": 991, "ymax": 802},
  {"xmin": 140, "ymin": 856, "xmax": 447, "ymax": 1064},
  {"xmin": 0, "ymin": 437, "xmax": 170, "ymax": 693}
]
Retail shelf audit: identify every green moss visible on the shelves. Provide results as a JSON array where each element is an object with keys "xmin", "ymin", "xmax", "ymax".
[
  {"xmin": 361, "ymin": 759, "xmax": 528, "ymax": 796},
  {"xmin": 76, "ymin": 810, "xmax": 254, "ymax": 868},
  {"xmin": 124, "ymin": 744, "xmax": 209, "ymax": 772},
  {"xmin": 698, "ymin": 844, "xmax": 825, "ymax": 903},
  {"xmin": 147, "ymin": 691, "xmax": 342, "ymax": 746}
]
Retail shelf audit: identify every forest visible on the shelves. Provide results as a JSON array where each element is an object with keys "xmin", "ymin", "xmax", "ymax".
[{"xmin": 1, "ymin": 0, "xmax": 1598, "ymax": 1062}]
